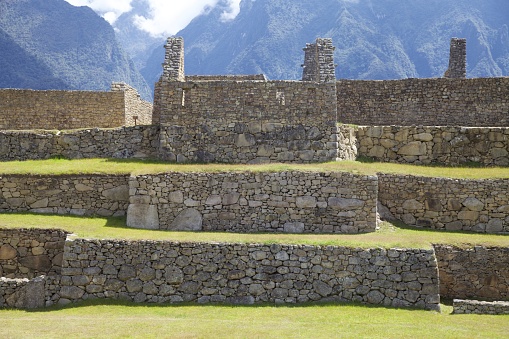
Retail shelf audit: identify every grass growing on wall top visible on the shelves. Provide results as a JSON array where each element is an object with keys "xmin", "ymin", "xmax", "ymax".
[
  {"xmin": 0, "ymin": 299, "xmax": 508, "ymax": 339},
  {"xmin": 1, "ymin": 213, "xmax": 508, "ymax": 249},
  {"xmin": 0, "ymin": 158, "xmax": 508, "ymax": 179}
]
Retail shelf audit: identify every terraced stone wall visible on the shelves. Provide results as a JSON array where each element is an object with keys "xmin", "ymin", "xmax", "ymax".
[
  {"xmin": 337, "ymin": 78, "xmax": 509, "ymax": 127},
  {"xmin": 127, "ymin": 171, "xmax": 378, "ymax": 234},
  {"xmin": 0, "ymin": 126, "xmax": 159, "ymax": 161},
  {"xmin": 379, "ymin": 174, "xmax": 509, "ymax": 233},
  {"xmin": 0, "ymin": 228, "xmax": 68, "ymax": 278},
  {"xmin": 156, "ymin": 80, "xmax": 339, "ymax": 163},
  {"xmin": 0, "ymin": 175, "xmax": 129, "ymax": 217},
  {"xmin": 434, "ymin": 245, "xmax": 509, "ymax": 301},
  {"xmin": 356, "ymin": 126, "xmax": 509, "ymax": 166},
  {"xmin": 45, "ymin": 238, "xmax": 440, "ymax": 310}
]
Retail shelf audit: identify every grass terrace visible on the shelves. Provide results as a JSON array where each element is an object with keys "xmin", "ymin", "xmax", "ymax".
[{"xmin": 0, "ymin": 158, "xmax": 508, "ymax": 179}]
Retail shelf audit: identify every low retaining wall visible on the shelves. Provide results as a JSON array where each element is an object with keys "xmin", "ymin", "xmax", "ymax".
[
  {"xmin": 0, "ymin": 175, "xmax": 130, "ymax": 217},
  {"xmin": 0, "ymin": 228, "xmax": 68, "ymax": 278},
  {"xmin": 453, "ymin": 299, "xmax": 509, "ymax": 315},
  {"xmin": 127, "ymin": 171, "xmax": 378, "ymax": 233},
  {"xmin": 434, "ymin": 245, "xmax": 509, "ymax": 301},
  {"xmin": 159, "ymin": 123, "xmax": 339, "ymax": 164},
  {"xmin": 356, "ymin": 126, "xmax": 509, "ymax": 166},
  {"xmin": 0, "ymin": 276, "xmax": 46, "ymax": 309},
  {"xmin": 379, "ymin": 174, "xmax": 509, "ymax": 233},
  {"xmin": 45, "ymin": 238, "xmax": 439, "ymax": 310},
  {"xmin": 0, "ymin": 126, "xmax": 159, "ymax": 161}
]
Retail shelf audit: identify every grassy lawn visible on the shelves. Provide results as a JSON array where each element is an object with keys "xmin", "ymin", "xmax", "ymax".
[
  {"xmin": 0, "ymin": 158, "xmax": 508, "ymax": 179},
  {"xmin": 1, "ymin": 213, "xmax": 508, "ymax": 249},
  {"xmin": 0, "ymin": 300, "xmax": 508, "ymax": 338}
]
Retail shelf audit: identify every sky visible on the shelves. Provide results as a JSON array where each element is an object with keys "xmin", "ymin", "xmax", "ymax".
[{"xmin": 64, "ymin": 0, "xmax": 241, "ymax": 37}]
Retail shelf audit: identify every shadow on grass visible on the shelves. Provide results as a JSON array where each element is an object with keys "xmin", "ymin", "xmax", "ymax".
[{"xmin": 26, "ymin": 297, "xmax": 431, "ymax": 314}]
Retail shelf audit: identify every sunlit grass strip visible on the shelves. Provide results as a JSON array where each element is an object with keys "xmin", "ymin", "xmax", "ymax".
[
  {"xmin": 0, "ymin": 300, "xmax": 508, "ymax": 339},
  {"xmin": 1, "ymin": 213, "xmax": 508, "ymax": 249},
  {"xmin": 0, "ymin": 158, "xmax": 507, "ymax": 179}
]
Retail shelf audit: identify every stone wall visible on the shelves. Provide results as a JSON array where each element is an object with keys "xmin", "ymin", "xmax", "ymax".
[
  {"xmin": 112, "ymin": 83, "xmax": 153, "ymax": 126},
  {"xmin": 0, "ymin": 276, "xmax": 46, "ymax": 309},
  {"xmin": 378, "ymin": 174, "xmax": 509, "ymax": 233},
  {"xmin": 0, "ymin": 84, "xmax": 151, "ymax": 131},
  {"xmin": 127, "ymin": 171, "xmax": 378, "ymax": 234},
  {"xmin": 0, "ymin": 228, "xmax": 68, "ymax": 278},
  {"xmin": 444, "ymin": 38, "xmax": 466, "ymax": 79},
  {"xmin": 302, "ymin": 38, "xmax": 336, "ymax": 83},
  {"xmin": 356, "ymin": 126, "xmax": 509, "ymax": 166},
  {"xmin": 0, "ymin": 126, "xmax": 159, "ymax": 161},
  {"xmin": 336, "ymin": 78, "xmax": 509, "ymax": 127},
  {"xmin": 45, "ymin": 238, "xmax": 439, "ymax": 310},
  {"xmin": 159, "ymin": 123, "xmax": 339, "ymax": 164},
  {"xmin": 453, "ymin": 299, "xmax": 509, "ymax": 315},
  {"xmin": 434, "ymin": 245, "xmax": 509, "ymax": 301},
  {"xmin": 0, "ymin": 175, "xmax": 129, "ymax": 217},
  {"xmin": 156, "ymin": 80, "xmax": 339, "ymax": 163}
]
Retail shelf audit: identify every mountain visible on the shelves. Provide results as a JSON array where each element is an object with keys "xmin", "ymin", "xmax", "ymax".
[
  {"xmin": 140, "ymin": 0, "xmax": 509, "ymax": 85},
  {"xmin": 0, "ymin": 0, "xmax": 151, "ymax": 100}
]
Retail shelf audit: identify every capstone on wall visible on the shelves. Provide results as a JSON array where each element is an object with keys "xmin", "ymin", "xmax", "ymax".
[
  {"xmin": 127, "ymin": 171, "xmax": 378, "ymax": 234},
  {"xmin": 355, "ymin": 126, "xmax": 509, "ymax": 166},
  {"xmin": 453, "ymin": 299, "xmax": 509, "ymax": 315},
  {"xmin": 0, "ymin": 83, "xmax": 152, "ymax": 130},
  {"xmin": 44, "ymin": 238, "xmax": 440, "ymax": 310},
  {"xmin": 378, "ymin": 174, "xmax": 509, "ymax": 233},
  {"xmin": 0, "ymin": 175, "xmax": 130, "ymax": 217},
  {"xmin": 434, "ymin": 245, "xmax": 509, "ymax": 301},
  {"xmin": 0, "ymin": 126, "xmax": 159, "ymax": 161},
  {"xmin": 337, "ymin": 78, "xmax": 509, "ymax": 127},
  {"xmin": 0, "ymin": 228, "xmax": 68, "ymax": 278}
]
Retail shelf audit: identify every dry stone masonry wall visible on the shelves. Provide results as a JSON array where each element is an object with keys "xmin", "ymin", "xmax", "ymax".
[
  {"xmin": 156, "ymin": 80, "xmax": 339, "ymax": 163},
  {"xmin": 337, "ymin": 78, "xmax": 509, "ymax": 127},
  {"xmin": 0, "ymin": 126, "xmax": 159, "ymax": 161},
  {"xmin": 453, "ymin": 299, "xmax": 509, "ymax": 315},
  {"xmin": 434, "ymin": 245, "xmax": 509, "ymax": 301},
  {"xmin": 0, "ymin": 84, "xmax": 152, "ymax": 131},
  {"xmin": 355, "ymin": 126, "xmax": 509, "ymax": 166},
  {"xmin": 44, "ymin": 238, "xmax": 439, "ymax": 310},
  {"xmin": 0, "ymin": 175, "xmax": 130, "ymax": 217},
  {"xmin": 379, "ymin": 174, "xmax": 509, "ymax": 233},
  {"xmin": 445, "ymin": 38, "xmax": 467, "ymax": 79},
  {"xmin": 127, "ymin": 171, "xmax": 378, "ymax": 234},
  {"xmin": 0, "ymin": 228, "xmax": 68, "ymax": 278},
  {"xmin": 301, "ymin": 38, "xmax": 336, "ymax": 83}
]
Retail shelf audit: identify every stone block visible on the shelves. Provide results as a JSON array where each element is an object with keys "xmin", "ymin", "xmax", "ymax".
[
  {"xmin": 126, "ymin": 204, "xmax": 160, "ymax": 230},
  {"xmin": 169, "ymin": 208, "xmax": 203, "ymax": 231}
]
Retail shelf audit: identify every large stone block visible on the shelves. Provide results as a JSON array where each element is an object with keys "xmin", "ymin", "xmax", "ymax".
[
  {"xmin": 126, "ymin": 204, "xmax": 160, "ymax": 229},
  {"xmin": 169, "ymin": 208, "xmax": 203, "ymax": 231}
]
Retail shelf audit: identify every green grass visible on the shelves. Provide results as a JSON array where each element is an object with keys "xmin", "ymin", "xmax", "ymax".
[
  {"xmin": 0, "ymin": 300, "xmax": 507, "ymax": 338},
  {"xmin": 0, "ymin": 158, "xmax": 508, "ymax": 179},
  {"xmin": 1, "ymin": 213, "xmax": 508, "ymax": 249}
]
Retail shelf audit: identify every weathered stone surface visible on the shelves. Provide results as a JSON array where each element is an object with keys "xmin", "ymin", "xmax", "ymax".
[
  {"xmin": 126, "ymin": 204, "xmax": 159, "ymax": 230},
  {"xmin": 463, "ymin": 197, "xmax": 484, "ymax": 211},
  {"xmin": 283, "ymin": 222, "xmax": 305, "ymax": 233},
  {"xmin": 296, "ymin": 196, "xmax": 317, "ymax": 208},
  {"xmin": 0, "ymin": 244, "xmax": 17, "ymax": 260},
  {"xmin": 398, "ymin": 142, "xmax": 426, "ymax": 156},
  {"xmin": 5, "ymin": 276, "xmax": 46, "ymax": 309},
  {"xmin": 60, "ymin": 286, "xmax": 85, "ymax": 300},
  {"xmin": 169, "ymin": 208, "xmax": 203, "ymax": 231},
  {"xmin": 19, "ymin": 255, "xmax": 51, "ymax": 271},
  {"xmin": 102, "ymin": 185, "xmax": 129, "ymax": 201},
  {"xmin": 328, "ymin": 197, "xmax": 364, "ymax": 210}
]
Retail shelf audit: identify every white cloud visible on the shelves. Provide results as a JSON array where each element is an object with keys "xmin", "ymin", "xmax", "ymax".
[
  {"xmin": 64, "ymin": 0, "xmax": 242, "ymax": 36},
  {"xmin": 65, "ymin": 0, "xmax": 133, "ymax": 24}
]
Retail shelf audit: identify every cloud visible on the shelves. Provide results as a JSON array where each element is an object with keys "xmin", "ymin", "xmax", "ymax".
[
  {"xmin": 65, "ymin": 0, "xmax": 133, "ymax": 24},
  {"xmin": 65, "ymin": 0, "xmax": 242, "ymax": 36}
]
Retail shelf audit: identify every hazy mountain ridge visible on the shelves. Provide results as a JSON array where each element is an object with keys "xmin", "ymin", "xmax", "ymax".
[
  {"xmin": 141, "ymin": 0, "xmax": 509, "ymax": 86},
  {"xmin": 0, "ymin": 0, "xmax": 151, "ymax": 100}
]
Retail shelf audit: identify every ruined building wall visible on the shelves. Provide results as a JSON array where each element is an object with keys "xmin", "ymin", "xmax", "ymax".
[
  {"xmin": 157, "ymin": 80, "xmax": 339, "ymax": 163},
  {"xmin": 302, "ymin": 38, "xmax": 336, "ymax": 82},
  {"xmin": 444, "ymin": 38, "xmax": 467, "ymax": 79},
  {"xmin": 0, "ymin": 84, "xmax": 152, "ymax": 130},
  {"xmin": 336, "ymin": 78, "xmax": 509, "ymax": 127}
]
